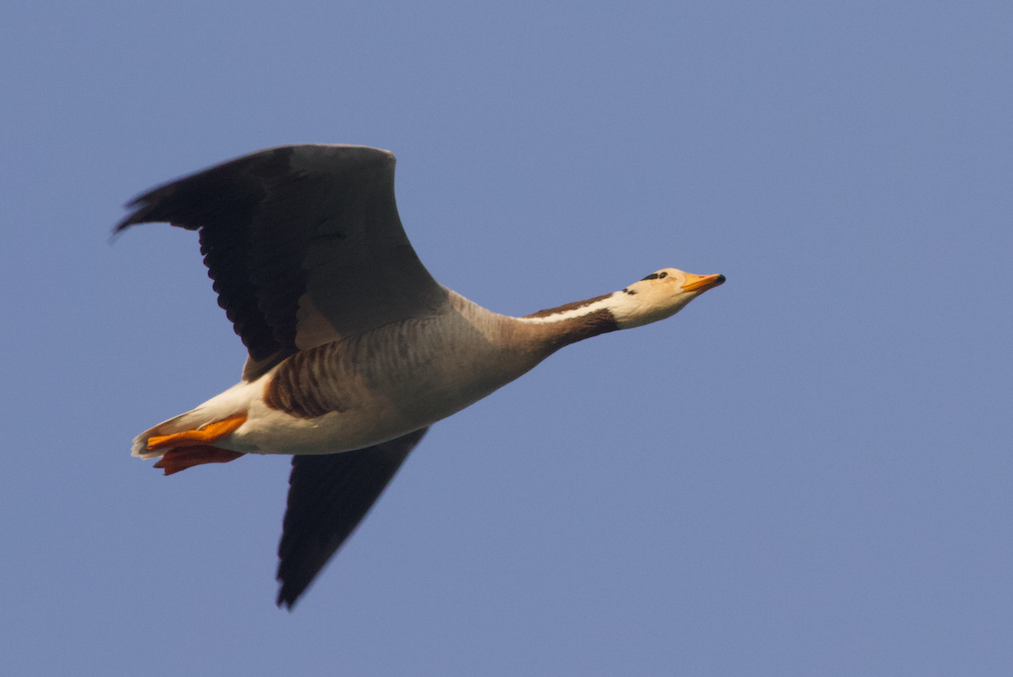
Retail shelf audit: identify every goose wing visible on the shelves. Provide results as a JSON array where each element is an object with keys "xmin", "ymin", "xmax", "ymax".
[
  {"xmin": 276, "ymin": 428, "xmax": 429, "ymax": 609},
  {"xmin": 117, "ymin": 145, "xmax": 447, "ymax": 380}
]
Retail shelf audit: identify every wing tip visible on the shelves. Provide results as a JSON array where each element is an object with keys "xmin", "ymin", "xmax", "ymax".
[
  {"xmin": 113, "ymin": 213, "xmax": 141, "ymax": 234},
  {"xmin": 276, "ymin": 564, "xmax": 313, "ymax": 610},
  {"xmin": 113, "ymin": 185, "xmax": 176, "ymax": 234},
  {"xmin": 276, "ymin": 586, "xmax": 300, "ymax": 611}
]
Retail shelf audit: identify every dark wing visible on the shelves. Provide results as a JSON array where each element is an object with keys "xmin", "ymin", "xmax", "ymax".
[
  {"xmin": 117, "ymin": 145, "xmax": 448, "ymax": 380},
  {"xmin": 276, "ymin": 427, "xmax": 429, "ymax": 609}
]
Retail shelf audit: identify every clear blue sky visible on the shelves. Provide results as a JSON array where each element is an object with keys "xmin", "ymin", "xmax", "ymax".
[{"xmin": 2, "ymin": 1, "xmax": 1011, "ymax": 674}]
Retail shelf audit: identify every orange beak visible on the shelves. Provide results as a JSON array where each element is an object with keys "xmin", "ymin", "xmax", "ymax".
[{"xmin": 681, "ymin": 273, "xmax": 726, "ymax": 293}]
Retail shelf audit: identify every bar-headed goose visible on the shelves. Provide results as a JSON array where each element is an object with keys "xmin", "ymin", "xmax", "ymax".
[{"xmin": 118, "ymin": 144, "xmax": 725, "ymax": 608}]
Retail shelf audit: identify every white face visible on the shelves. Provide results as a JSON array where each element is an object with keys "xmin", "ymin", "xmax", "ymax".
[{"xmin": 611, "ymin": 267, "xmax": 725, "ymax": 329}]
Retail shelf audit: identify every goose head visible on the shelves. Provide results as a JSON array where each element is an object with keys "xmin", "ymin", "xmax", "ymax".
[
  {"xmin": 520, "ymin": 267, "xmax": 725, "ymax": 346},
  {"xmin": 609, "ymin": 268, "xmax": 725, "ymax": 329}
]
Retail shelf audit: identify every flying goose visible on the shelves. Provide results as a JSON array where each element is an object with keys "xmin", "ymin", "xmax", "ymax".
[{"xmin": 118, "ymin": 144, "xmax": 726, "ymax": 608}]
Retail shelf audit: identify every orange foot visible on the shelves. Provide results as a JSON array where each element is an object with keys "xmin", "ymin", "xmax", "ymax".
[
  {"xmin": 154, "ymin": 445, "xmax": 245, "ymax": 475},
  {"xmin": 147, "ymin": 413, "xmax": 248, "ymax": 475}
]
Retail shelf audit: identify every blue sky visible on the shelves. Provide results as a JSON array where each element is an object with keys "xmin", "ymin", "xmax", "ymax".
[{"xmin": 2, "ymin": 1, "xmax": 1012, "ymax": 674}]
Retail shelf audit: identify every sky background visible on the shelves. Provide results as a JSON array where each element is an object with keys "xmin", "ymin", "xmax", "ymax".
[{"xmin": 2, "ymin": 1, "xmax": 1012, "ymax": 675}]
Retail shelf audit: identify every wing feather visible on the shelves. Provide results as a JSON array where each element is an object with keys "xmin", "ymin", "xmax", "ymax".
[
  {"xmin": 276, "ymin": 428, "xmax": 429, "ymax": 609},
  {"xmin": 117, "ymin": 145, "xmax": 447, "ymax": 379}
]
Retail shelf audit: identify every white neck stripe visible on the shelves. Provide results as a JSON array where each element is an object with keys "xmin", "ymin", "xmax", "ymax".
[{"xmin": 517, "ymin": 293, "xmax": 621, "ymax": 324}]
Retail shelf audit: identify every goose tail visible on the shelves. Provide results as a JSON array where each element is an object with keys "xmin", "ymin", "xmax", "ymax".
[{"xmin": 131, "ymin": 382, "xmax": 257, "ymax": 459}]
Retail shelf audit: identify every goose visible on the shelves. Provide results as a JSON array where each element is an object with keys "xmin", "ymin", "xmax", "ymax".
[{"xmin": 117, "ymin": 144, "xmax": 726, "ymax": 609}]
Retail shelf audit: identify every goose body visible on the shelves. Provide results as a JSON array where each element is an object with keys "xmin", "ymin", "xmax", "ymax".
[{"xmin": 119, "ymin": 144, "xmax": 725, "ymax": 607}]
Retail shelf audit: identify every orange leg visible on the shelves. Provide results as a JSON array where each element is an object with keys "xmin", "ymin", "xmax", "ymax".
[{"xmin": 147, "ymin": 413, "xmax": 248, "ymax": 475}]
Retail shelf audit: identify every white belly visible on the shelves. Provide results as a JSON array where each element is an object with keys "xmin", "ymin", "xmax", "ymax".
[{"xmin": 223, "ymin": 387, "xmax": 434, "ymax": 455}]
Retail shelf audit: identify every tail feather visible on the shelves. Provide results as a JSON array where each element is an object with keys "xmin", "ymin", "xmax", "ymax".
[{"xmin": 131, "ymin": 409, "xmax": 215, "ymax": 459}]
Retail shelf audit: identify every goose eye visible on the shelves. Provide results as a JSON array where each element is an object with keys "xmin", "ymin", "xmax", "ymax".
[{"xmin": 659, "ymin": 272, "xmax": 667, "ymax": 279}]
